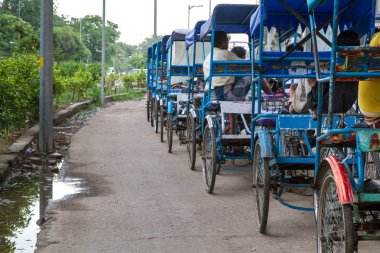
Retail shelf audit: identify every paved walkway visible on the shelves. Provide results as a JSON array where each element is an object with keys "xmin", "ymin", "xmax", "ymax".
[{"xmin": 36, "ymin": 101, "xmax": 377, "ymax": 253}]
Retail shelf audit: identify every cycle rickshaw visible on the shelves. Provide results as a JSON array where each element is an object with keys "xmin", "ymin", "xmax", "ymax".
[
  {"xmin": 165, "ymin": 29, "xmax": 192, "ymax": 153},
  {"xmin": 151, "ymin": 36, "xmax": 169, "ymax": 136},
  {"xmin": 185, "ymin": 20, "xmax": 211, "ymax": 170},
  {"xmin": 251, "ymin": 0, "xmax": 380, "ymax": 251},
  {"xmin": 199, "ymin": 4, "xmax": 258, "ymax": 193},
  {"xmin": 146, "ymin": 46, "xmax": 153, "ymax": 123}
]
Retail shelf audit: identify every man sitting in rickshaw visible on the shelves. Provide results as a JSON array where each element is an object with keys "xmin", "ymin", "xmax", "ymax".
[{"xmin": 203, "ymin": 31, "xmax": 272, "ymax": 101}]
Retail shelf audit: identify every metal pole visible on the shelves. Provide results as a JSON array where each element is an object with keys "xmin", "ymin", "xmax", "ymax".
[
  {"xmin": 154, "ymin": 0, "xmax": 157, "ymax": 39},
  {"xmin": 188, "ymin": 6, "xmax": 190, "ymax": 29},
  {"xmin": 79, "ymin": 18, "xmax": 82, "ymax": 42},
  {"xmin": 39, "ymin": 0, "xmax": 54, "ymax": 153},
  {"xmin": 19, "ymin": 0, "xmax": 21, "ymax": 18},
  {"xmin": 101, "ymin": 0, "xmax": 106, "ymax": 105},
  {"xmin": 209, "ymin": 0, "xmax": 211, "ymax": 16}
]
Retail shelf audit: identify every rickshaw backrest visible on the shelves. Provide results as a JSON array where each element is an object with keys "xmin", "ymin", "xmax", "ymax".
[
  {"xmin": 261, "ymin": 51, "xmax": 331, "ymax": 76},
  {"xmin": 277, "ymin": 115, "xmax": 358, "ymax": 130}
]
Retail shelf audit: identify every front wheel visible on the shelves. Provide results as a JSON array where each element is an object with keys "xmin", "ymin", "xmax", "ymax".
[
  {"xmin": 202, "ymin": 125, "xmax": 217, "ymax": 194},
  {"xmin": 167, "ymin": 113, "xmax": 173, "ymax": 153},
  {"xmin": 187, "ymin": 113, "xmax": 196, "ymax": 170},
  {"xmin": 253, "ymin": 141, "xmax": 270, "ymax": 234},
  {"xmin": 317, "ymin": 170, "xmax": 355, "ymax": 253}
]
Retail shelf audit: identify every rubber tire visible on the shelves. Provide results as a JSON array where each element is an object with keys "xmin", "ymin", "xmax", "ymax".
[
  {"xmin": 254, "ymin": 141, "xmax": 270, "ymax": 234},
  {"xmin": 202, "ymin": 125, "xmax": 217, "ymax": 194},
  {"xmin": 167, "ymin": 113, "xmax": 173, "ymax": 153},
  {"xmin": 150, "ymin": 98, "xmax": 154, "ymax": 127},
  {"xmin": 187, "ymin": 113, "xmax": 196, "ymax": 170},
  {"xmin": 317, "ymin": 170, "xmax": 354, "ymax": 253},
  {"xmin": 160, "ymin": 105, "xmax": 164, "ymax": 142},
  {"xmin": 147, "ymin": 96, "xmax": 150, "ymax": 122},
  {"xmin": 216, "ymin": 164, "xmax": 222, "ymax": 174},
  {"xmin": 155, "ymin": 100, "xmax": 159, "ymax": 133}
]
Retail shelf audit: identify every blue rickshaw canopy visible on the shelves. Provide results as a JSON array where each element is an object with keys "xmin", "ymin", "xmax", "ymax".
[
  {"xmin": 166, "ymin": 29, "xmax": 191, "ymax": 50},
  {"xmin": 250, "ymin": 0, "xmax": 375, "ymax": 38},
  {"xmin": 200, "ymin": 4, "xmax": 259, "ymax": 39},
  {"xmin": 185, "ymin": 20, "xmax": 207, "ymax": 49}
]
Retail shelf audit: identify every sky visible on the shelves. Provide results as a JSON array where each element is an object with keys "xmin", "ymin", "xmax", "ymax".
[{"xmin": 56, "ymin": 0, "xmax": 259, "ymax": 45}]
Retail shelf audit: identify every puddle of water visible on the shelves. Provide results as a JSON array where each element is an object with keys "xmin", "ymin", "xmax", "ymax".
[{"xmin": 0, "ymin": 159, "xmax": 87, "ymax": 253}]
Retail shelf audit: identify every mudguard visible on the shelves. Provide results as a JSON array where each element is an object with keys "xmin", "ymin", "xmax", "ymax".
[
  {"xmin": 320, "ymin": 156, "xmax": 354, "ymax": 204},
  {"xmin": 257, "ymin": 130, "xmax": 273, "ymax": 158}
]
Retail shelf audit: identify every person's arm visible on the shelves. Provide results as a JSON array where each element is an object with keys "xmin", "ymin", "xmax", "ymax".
[{"xmin": 262, "ymin": 79, "xmax": 272, "ymax": 93}]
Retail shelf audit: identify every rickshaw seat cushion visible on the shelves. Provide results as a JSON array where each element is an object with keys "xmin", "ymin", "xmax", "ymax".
[{"xmin": 256, "ymin": 118, "xmax": 276, "ymax": 128}]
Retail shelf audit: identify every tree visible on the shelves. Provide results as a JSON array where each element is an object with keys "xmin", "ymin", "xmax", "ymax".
[
  {"xmin": 70, "ymin": 15, "xmax": 121, "ymax": 63},
  {"xmin": 53, "ymin": 26, "xmax": 91, "ymax": 62},
  {"xmin": 0, "ymin": 14, "xmax": 38, "ymax": 56},
  {"xmin": 0, "ymin": 0, "xmax": 40, "ymax": 30},
  {"xmin": 128, "ymin": 53, "xmax": 145, "ymax": 70}
]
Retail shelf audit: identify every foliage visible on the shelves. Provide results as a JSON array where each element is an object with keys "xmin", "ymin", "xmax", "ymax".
[
  {"xmin": 105, "ymin": 73, "xmax": 118, "ymax": 90},
  {"xmin": 121, "ymin": 74, "xmax": 135, "ymax": 90},
  {"xmin": 128, "ymin": 53, "xmax": 145, "ymax": 70},
  {"xmin": 0, "ymin": 0, "xmax": 40, "ymax": 30},
  {"xmin": 70, "ymin": 15, "xmax": 120, "ymax": 63},
  {"xmin": 0, "ymin": 54, "xmax": 39, "ymax": 135},
  {"xmin": 0, "ymin": 14, "xmax": 38, "ymax": 57},
  {"xmin": 53, "ymin": 26, "xmax": 91, "ymax": 62}
]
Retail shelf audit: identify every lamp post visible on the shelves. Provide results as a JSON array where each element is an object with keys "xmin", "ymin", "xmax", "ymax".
[
  {"xmin": 101, "ymin": 0, "xmax": 106, "ymax": 105},
  {"xmin": 188, "ymin": 5, "xmax": 203, "ymax": 29},
  {"xmin": 154, "ymin": 0, "xmax": 157, "ymax": 39},
  {"xmin": 208, "ymin": 0, "xmax": 211, "ymax": 16}
]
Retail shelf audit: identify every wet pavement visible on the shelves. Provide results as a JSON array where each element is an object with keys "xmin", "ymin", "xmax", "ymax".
[
  {"xmin": 0, "ymin": 107, "xmax": 97, "ymax": 252},
  {"xmin": 4, "ymin": 100, "xmax": 378, "ymax": 252}
]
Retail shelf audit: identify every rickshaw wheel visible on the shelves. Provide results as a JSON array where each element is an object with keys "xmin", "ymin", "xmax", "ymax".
[
  {"xmin": 155, "ymin": 100, "xmax": 159, "ymax": 133},
  {"xmin": 253, "ymin": 141, "xmax": 270, "ymax": 233},
  {"xmin": 187, "ymin": 113, "xmax": 196, "ymax": 170},
  {"xmin": 160, "ymin": 105, "xmax": 164, "ymax": 142},
  {"xmin": 150, "ymin": 98, "xmax": 154, "ymax": 127},
  {"xmin": 216, "ymin": 164, "xmax": 222, "ymax": 174},
  {"xmin": 202, "ymin": 125, "xmax": 217, "ymax": 194},
  {"xmin": 147, "ymin": 96, "xmax": 150, "ymax": 122},
  {"xmin": 317, "ymin": 170, "xmax": 354, "ymax": 253},
  {"xmin": 167, "ymin": 113, "xmax": 173, "ymax": 153}
]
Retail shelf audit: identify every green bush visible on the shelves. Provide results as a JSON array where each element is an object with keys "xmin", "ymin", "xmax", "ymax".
[{"xmin": 0, "ymin": 54, "xmax": 39, "ymax": 136}]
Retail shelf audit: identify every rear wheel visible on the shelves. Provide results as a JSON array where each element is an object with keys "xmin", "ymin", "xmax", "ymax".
[
  {"xmin": 160, "ymin": 106, "xmax": 165, "ymax": 142},
  {"xmin": 202, "ymin": 125, "xmax": 217, "ymax": 194},
  {"xmin": 253, "ymin": 141, "xmax": 270, "ymax": 233},
  {"xmin": 147, "ymin": 95, "xmax": 150, "ymax": 122},
  {"xmin": 187, "ymin": 113, "xmax": 196, "ymax": 170},
  {"xmin": 317, "ymin": 170, "xmax": 355, "ymax": 253},
  {"xmin": 167, "ymin": 113, "xmax": 173, "ymax": 153},
  {"xmin": 155, "ymin": 100, "xmax": 159, "ymax": 133},
  {"xmin": 150, "ymin": 98, "xmax": 154, "ymax": 127}
]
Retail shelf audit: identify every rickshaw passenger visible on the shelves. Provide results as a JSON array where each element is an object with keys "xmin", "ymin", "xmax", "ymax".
[
  {"xmin": 203, "ymin": 31, "xmax": 271, "ymax": 101},
  {"xmin": 290, "ymin": 30, "xmax": 360, "ymax": 114},
  {"xmin": 358, "ymin": 29, "xmax": 380, "ymax": 127},
  {"xmin": 231, "ymin": 46, "xmax": 246, "ymax": 59}
]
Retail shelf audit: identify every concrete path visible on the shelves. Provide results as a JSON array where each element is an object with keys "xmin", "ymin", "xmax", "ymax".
[{"xmin": 36, "ymin": 101, "xmax": 378, "ymax": 253}]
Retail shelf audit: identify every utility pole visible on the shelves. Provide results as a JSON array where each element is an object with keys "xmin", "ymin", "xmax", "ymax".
[
  {"xmin": 209, "ymin": 0, "xmax": 211, "ymax": 16},
  {"xmin": 79, "ymin": 18, "xmax": 82, "ymax": 43},
  {"xmin": 39, "ymin": 0, "xmax": 54, "ymax": 153},
  {"xmin": 188, "ymin": 5, "xmax": 203, "ymax": 29},
  {"xmin": 154, "ymin": 0, "xmax": 157, "ymax": 39},
  {"xmin": 101, "ymin": 0, "xmax": 106, "ymax": 105}
]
